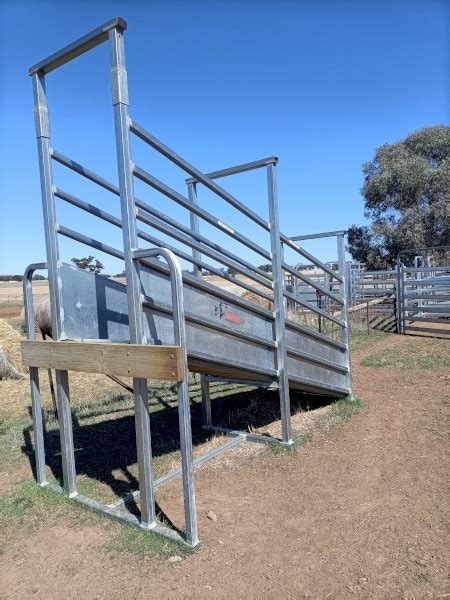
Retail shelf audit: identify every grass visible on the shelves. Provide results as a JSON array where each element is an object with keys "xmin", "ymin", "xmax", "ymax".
[
  {"xmin": 361, "ymin": 337, "xmax": 449, "ymax": 370},
  {"xmin": 350, "ymin": 329, "xmax": 390, "ymax": 354},
  {"xmin": 0, "ymin": 479, "xmax": 193, "ymax": 559},
  {"xmin": 269, "ymin": 396, "xmax": 364, "ymax": 454},
  {"xmin": 105, "ymin": 522, "xmax": 193, "ymax": 558}
]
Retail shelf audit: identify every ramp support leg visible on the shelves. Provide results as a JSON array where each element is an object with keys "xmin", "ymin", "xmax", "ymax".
[
  {"xmin": 31, "ymin": 72, "xmax": 77, "ymax": 496},
  {"xmin": 109, "ymin": 26, "xmax": 156, "ymax": 529},
  {"xmin": 23, "ymin": 263, "xmax": 48, "ymax": 486},
  {"xmin": 267, "ymin": 164, "xmax": 292, "ymax": 445},
  {"xmin": 132, "ymin": 247, "xmax": 199, "ymax": 547},
  {"xmin": 201, "ymin": 376, "xmax": 212, "ymax": 428}
]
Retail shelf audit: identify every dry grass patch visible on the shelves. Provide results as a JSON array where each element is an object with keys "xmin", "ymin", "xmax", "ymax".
[{"xmin": 361, "ymin": 336, "xmax": 449, "ymax": 370}]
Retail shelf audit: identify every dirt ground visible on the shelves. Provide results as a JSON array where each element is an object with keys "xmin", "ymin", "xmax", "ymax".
[{"xmin": 0, "ymin": 331, "xmax": 448, "ymax": 599}]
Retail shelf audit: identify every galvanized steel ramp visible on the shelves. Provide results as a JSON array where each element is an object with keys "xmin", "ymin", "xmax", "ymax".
[{"xmin": 24, "ymin": 16, "xmax": 352, "ymax": 547}]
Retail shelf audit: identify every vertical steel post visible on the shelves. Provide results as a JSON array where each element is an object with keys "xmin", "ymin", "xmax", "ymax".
[
  {"xmin": 131, "ymin": 247, "xmax": 199, "ymax": 546},
  {"xmin": 187, "ymin": 182, "xmax": 202, "ymax": 277},
  {"xmin": 109, "ymin": 26, "xmax": 156, "ymax": 529},
  {"xmin": 396, "ymin": 257, "xmax": 403, "ymax": 334},
  {"xmin": 266, "ymin": 164, "xmax": 292, "ymax": 445},
  {"xmin": 188, "ymin": 181, "xmax": 211, "ymax": 426},
  {"xmin": 200, "ymin": 376, "xmax": 212, "ymax": 428},
  {"xmin": 31, "ymin": 73, "xmax": 77, "ymax": 496},
  {"xmin": 165, "ymin": 250, "xmax": 198, "ymax": 547},
  {"xmin": 23, "ymin": 263, "xmax": 47, "ymax": 486},
  {"xmin": 337, "ymin": 234, "xmax": 352, "ymax": 397}
]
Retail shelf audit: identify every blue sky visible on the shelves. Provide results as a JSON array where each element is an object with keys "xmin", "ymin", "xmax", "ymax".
[{"xmin": 0, "ymin": 0, "xmax": 448, "ymax": 275}]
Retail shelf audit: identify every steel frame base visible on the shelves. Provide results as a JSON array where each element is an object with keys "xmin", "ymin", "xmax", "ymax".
[
  {"xmin": 42, "ymin": 482, "xmax": 188, "ymax": 545},
  {"xmin": 109, "ymin": 434, "xmax": 245, "ymax": 510},
  {"xmin": 203, "ymin": 425, "xmax": 294, "ymax": 447}
]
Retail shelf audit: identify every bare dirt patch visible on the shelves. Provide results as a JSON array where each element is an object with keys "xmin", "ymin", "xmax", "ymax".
[{"xmin": 0, "ymin": 333, "xmax": 448, "ymax": 598}]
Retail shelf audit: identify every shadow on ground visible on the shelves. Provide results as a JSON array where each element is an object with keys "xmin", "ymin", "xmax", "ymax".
[{"xmin": 21, "ymin": 386, "xmax": 333, "ymax": 519}]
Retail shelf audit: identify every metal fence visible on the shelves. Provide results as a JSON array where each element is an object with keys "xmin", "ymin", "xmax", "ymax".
[
  {"xmin": 24, "ymin": 17, "xmax": 352, "ymax": 546},
  {"xmin": 396, "ymin": 246, "xmax": 450, "ymax": 337},
  {"xmin": 347, "ymin": 263, "xmax": 397, "ymax": 303}
]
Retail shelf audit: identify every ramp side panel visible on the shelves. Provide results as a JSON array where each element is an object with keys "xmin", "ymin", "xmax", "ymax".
[{"xmin": 60, "ymin": 264, "xmax": 347, "ymax": 393}]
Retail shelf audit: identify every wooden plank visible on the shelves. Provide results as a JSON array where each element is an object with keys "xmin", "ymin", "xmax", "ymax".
[{"xmin": 21, "ymin": 341, "xmax": 184, "ymax": 381}]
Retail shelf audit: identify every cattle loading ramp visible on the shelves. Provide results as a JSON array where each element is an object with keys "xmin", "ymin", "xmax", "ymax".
[{"xmin": 22, "ymin": 17, "xmax": 351, "ymax": 547}]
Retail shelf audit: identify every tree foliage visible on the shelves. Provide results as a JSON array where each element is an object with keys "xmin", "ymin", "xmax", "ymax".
[
  {"xmin": 348, "ymin": 125, "xmax": 449, "ymax": 268},
  {"xmin": 71, "ymin": 255, "xmax": 104, "ymax": 274}
]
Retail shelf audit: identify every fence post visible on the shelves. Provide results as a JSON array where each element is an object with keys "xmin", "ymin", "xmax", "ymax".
[
  {"xmin": 366, "ymin": 300, "xmax": 370, "ymax": 335},
  {"xmin": 337, "ymin": 234, "xmax": 353, "ymax": 398},
  {"xmin": 267, "ymin": 164, "xmax": 292, "ymax": 445},
  {"xmin": 396, "ymin": 256, "xmax": 402, "ymax": 334}
]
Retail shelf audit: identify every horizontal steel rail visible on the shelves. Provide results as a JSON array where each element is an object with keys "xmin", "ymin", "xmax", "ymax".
[
  {"xmin": 52, "ymin": 153, "xmax": 271, "ymax": 286},
  {"xmin": 52, "ymin": 149, "xmax": 120, "ymax": 195},
  {"xmin": 404, "ymin": 305, "xmax": 450, "ymax": 314},
  {"xmin": 54, "ymin": 190, "xmax": 345, "ymax": 350},
  {"xmin": 111, "ymin": 434, "xmax": 246, "ymax": 509},
  {"xmin": 138, "ymin": 229, "xmax": 274, "ymax": 302},
  {"xmin": 45, "ymin": 482, "xmax": 187, "ymax": 544},
  {"xmin": 203, "ymin": 425, "xmax": 290, "ymax": 446},
  {"xmin": 290, "ymin": 230, "xmax": 346, "ymax": 241},
  {"xmin": 53, "ymin": 146, "xmax": 344, "ymax": 317},
  {"xmin": 403, "ymin": 316, "xmax": 449, "ymax": 325},
  {"xmin": 133, "ymin": 164, "xmax": 271, "ymax": 260},
  {"xmin": 403, "ymin": 278, "xmax": 450, "ymax": 286},
  {"xmin": 284, "ymin": 288, "xmax": 345, "ymax": 327},
  {"xmin": 53, "ymin": 149, "xmax": 274, "ymax": 279},
  {"xmin": 136, "ymin": 198, "xmax": 272, "ymax": 282},
  {"xmin": 281, "ymin": 235, "xmax": 343, "ymax": 283},
  {"xmin": 361, "ymin": 270, "xmax": 396, "ymax": 276},
  {"xmin": 404, "ymin": 325, "xmax": 450, "ymax": 335},
  {"xmin": 136, "ymin": 209, "xmax": 273, "ymax": 292},
  {"xmin": 282, "ymin": 261, "xmax": 343, "ymax": 304},
  {"xmin": 185, "ymin": 156, "xmax": 278, "ymax": 184},
  {"xmin": 29, "ymin": 17, "xmax": 127, "ymax": 75},
  {"xmin": 57, "ymin": 225, "xmax": 124, "ymax": 260},
  {"xmin": 54, "ymin": 187, "xmax": 273, "ymax": 302},
  {"xmin": 404, "ymin": 315, "xmax": 450, "ymax": 324},
  {"xmin": 404, "ymin": 292, "xmax": 450, "ymax": 300},
  {"xmin": 401, "ymin": 266, "xmax": 449, "ymax": 273},
  {"xmin": 130, "ymin": 120, "xmax": 271, "ymax": 231},
  {"xmin": 355, "ymin": 279, "xmax": 396, "ymax": 285}
]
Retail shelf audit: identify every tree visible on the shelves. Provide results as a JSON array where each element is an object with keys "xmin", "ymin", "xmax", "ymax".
[
  {"xmin": 258, "ymin": 263, "xmax": 272, "ymax": 273},
  {"xmin": 71, "ymin": 255, "xmax": 104, "ymax": 274},
  {"xmin": 347, "ymin": 125, "xmax": 449, "ymax": 269}
]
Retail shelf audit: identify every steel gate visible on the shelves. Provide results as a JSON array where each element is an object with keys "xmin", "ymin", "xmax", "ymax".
[{"xmin": 397, "ymin": 246, "xmax": 450, "ymax": 337}]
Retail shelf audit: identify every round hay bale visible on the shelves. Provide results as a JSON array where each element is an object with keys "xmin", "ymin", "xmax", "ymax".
[{"xmin": 0, "ymin": 318, "xmax": 27, "ymax": 379}]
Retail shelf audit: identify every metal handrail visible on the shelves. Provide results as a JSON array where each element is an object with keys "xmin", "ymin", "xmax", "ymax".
[
  {"xmin": 23, "ymin": 263, "xmax": 48, "ymax": 486},
  {"xmin": 29, "ymin": 17, "xmax": 126, "ymax": 75},
  {"xmin": 131, "ymin": 246, "xmax": 197, "ymax": 546},
  {"xmin": 185, "ymin": 156, "xmax": 278, "ymax": 184}
]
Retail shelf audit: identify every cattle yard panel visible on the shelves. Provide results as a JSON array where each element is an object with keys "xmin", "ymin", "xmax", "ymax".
[
  {"xmin": 397, "ymin": 246, "xmax": 450, "ymax": 337},
  {"xmin": 24, "ymin": 17, "xmax": 352, "ymax": 546}
]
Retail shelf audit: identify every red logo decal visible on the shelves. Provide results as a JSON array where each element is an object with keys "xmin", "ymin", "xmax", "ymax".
[{"xmin": 223, "ymin": 312, "xmax": 241, "ymax": 325}]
